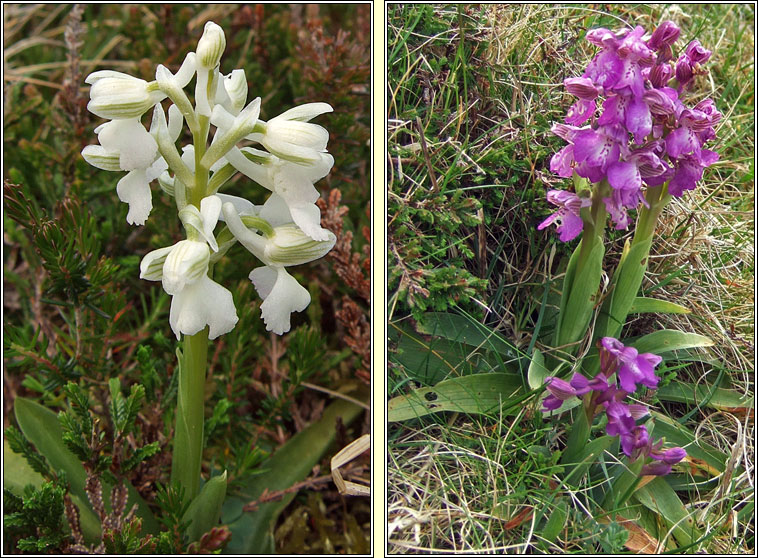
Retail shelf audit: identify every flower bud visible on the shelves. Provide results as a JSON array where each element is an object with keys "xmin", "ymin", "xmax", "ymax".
[
  {"xmin": 563, "ymin": 77, "xmax": 600, "ymax": 100},
  {"xmin": 196, "ymin": 21, "xmax": 226, "ymax": 69},
  {"xmin": 264, "ymin": 224, "xmax": 336, "ymax": 266},
  {"xmin": 675, "ymin": 55, "xmax": 693, "ymax": 85},
  {"xmin": 86, "ymin": 71, "xmax": 161, "ymax": 120},
  {"xmin": 222, "ymin": 69, "xmax": 248, "ymax": 114}
]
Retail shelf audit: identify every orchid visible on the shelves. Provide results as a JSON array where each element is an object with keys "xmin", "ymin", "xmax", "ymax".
[
  {"xmin": 82, "ymin": 21, "xmax": 336, "ymax": 338},
  {"xmin": 80, "ymin": 20, "xmax": 339, "ymax": 506}
]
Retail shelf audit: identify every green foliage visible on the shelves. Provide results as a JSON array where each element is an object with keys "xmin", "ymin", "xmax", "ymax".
[
  {"xmin": 3, "ymin": 481, "xmax": 69, "ymax": 553},
  {"xmin": 102, "ymin": 517, "xmax": 156, "ymax": 555}
]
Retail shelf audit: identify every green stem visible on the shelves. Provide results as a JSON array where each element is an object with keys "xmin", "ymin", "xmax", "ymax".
[
  {"xmin": 170, "ymin": 93, "xmax": 213, "ymax": 502},
  {"xmin": 171, "ymin": 327, "xmax": 209, "ymax": 501},
  {"xmin": 633, "ymin": 182, "xmax": 671, "ymax": 244}
]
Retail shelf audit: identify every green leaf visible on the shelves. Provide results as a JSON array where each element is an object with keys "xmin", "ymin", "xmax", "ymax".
[
  {"xmin": 527, "ymin": 349, "xmax": 549, "ymax": 390},
  {"xmin": 649, "ymin": 412, "xmax": 730, "ymax": 476},
  {"xmin": 630, "ymin": 330, "xmax": 713, "ymax": 355},
  {"xmin": 387, "ymin": 373, "xmax": 527, "ymax": 422},
  {"xmin": 556, "ymin": 235, "xmax": 604, "ymax": 351},
  {"xmin": 3, "ymin": 439, "xmax": 46, "ymax": 496},
  {"xmin": 416, "ymin": 312, "xmax": 522, "ymax": 359},
  {"xmin": 183, "ymin": 471, "xmax": 227, "ymax": 543},
  {"xmin": 629, "ymin": 297, "xmax": 691, "ymax": 315},
  {"xmin": 222, "ymin": 396, "xmax": 365, "ymax": 554},
  {"xmin": 656, "ymin": 381, "xmax": 752, "ymax": 411},
  {"xmin": 633, "ymin": 477, "xmax": 700, "ymax": 548},
  {"xmin": 595, "ymin": 236, "xmax": 653, "ymax": 340},
  {"xmin": 13, "ymin": 397, "xmax": 159, "ymax": 538},
  {"xmin": 542, "ymin": 500, "xmax": 568, "ymax": 543}
]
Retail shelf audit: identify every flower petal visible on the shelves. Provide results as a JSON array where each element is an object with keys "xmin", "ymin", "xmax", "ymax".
[
  {"xmin": 140, "ymin": 245, "xmax": 176, "ymax": 281},
  {"xmin": 116, "ymin": 169, "xmax": 153, "ymax": 226},
  {"xmin": 169, "ymin": 275, "xmax": 238, "ymax": 340},
  {"xmin": 249, "ymin": 266, "xmax": 311, "ymax": 335}
]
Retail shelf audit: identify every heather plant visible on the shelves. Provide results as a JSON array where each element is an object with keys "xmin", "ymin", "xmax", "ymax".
[{"xmin": 4, "ymin": 5, "xmax": 369, "ymax": 554}]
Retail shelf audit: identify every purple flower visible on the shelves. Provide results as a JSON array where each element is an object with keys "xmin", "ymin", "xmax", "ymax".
[
  {"xmin": 573, "ymin": 126, "xmax": 621, "ymax": 171},
  {"xmin": 642, "ymin": 87, "xmax": 677, "ymax": 117},
  {"xmin": 605, "ymin": 400, "xmax": 637, "ymax": 437},
  {"xmin": 599, "ymin": 337, "xmax": 662, "ymax": 392},
  {"xmin": 641, "ymin": 444, "xmax": 687, "ymax": 475},
  {"xmin": 598, "ymin": 94, "xmax": 652, "ymax": 144},
  {"xmin": 684, "ymin": 40, "xmax": 712, "ymax": 64},
  {"xmin": 537, "ymin": 190, "xmax": 590, "ymax": 242},
  {"xmin": 668, "ymin": 149, "xmax": 719, "ymax": 196},
  {"xmin": 584, "ymin": 49, "xmax": 624, "ymax": 89},
  {"xmin": 665, "ymin": 101, "xmax": 721, "ymax": 159},
  {"xmin": 618, "ymin": 26, "xmax": 656, "ymax": 64},
  {"xmin": 541, "ymin": 372, "xmax": 608, "ymax": 411},
  {"xmin": 566, "ymin": 100, "xmax": 597, "ymax": 126},
  {"xmin": 541, "ymin": 376, "xmax": 576, "ymax": 411},
  {"xmin": 546, "ymin": 23, "xmax": 719, "ymax": 234},
  {"xmin": 569, "ymin": 371, "xmax": 609, "ymax": 396},
  {"xmin": 651, "ymin": 445, "xmax": 687, "ymax": 464},
  {"xmin": 620, "ymin": 424, "xmax": 650, "ymax": 458},
  {"xmin": 647, "ymin": 21, "xmax": 681, "ymax": 62}
]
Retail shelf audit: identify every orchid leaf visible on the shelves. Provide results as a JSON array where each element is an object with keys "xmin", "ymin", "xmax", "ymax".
[
  {"xmin": 416, "ymin": 312, "xmax": 523, "ymax": 361},
  {"xmin": 222, "ymin": 396, "xmax": 365, "ymax": 554},
  {"xmin": 556, "ymin": 235, "xmax": 604, "ymax": 352},
  {"xmin": 3, "ymin": 439, "xmax": 46, "ymax": 495},
  {"xmin": 387, "ymin": 373, "xmax": 527, "ymax": 422},
  {"xmin": 629, "ymin": 297, "xmax": 691, "ymax": 314},
  {"xmin": 527, "ymin": 349, "xmax": 549, "ymax": 390},
  {"xmin": 13, "ymin": 397, "xmax": 159, "ymax": 537},
  {"xmin": 655, "ymin": 381, "xmax": 752, "ymax": 411},
  {"xmin": 183, "ymin": 471, "xmax": 227, "ymax": 543},
  {"xmin": 633, "ymin": 477, "xmax": 700, "ymax": 548},
  {"xmin": 630, "ymin": 330, "xmax": 713, "ymax": 355}
]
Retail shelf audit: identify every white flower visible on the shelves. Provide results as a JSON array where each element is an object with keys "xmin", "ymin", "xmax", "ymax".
[
  {"xmin": 85, "ymin": 71, "xmax": 164, "ymax": 120},
  {"xmin": 139, "ymin": 196, "xmax": 238, "ymax": 339},
  {"xmin": 249, "ymin": 102, "xmax": 333, "ymax": 164},
  {"xmin": 223, "ymin": 147, "xmax": 333, "ymax": 240},
  {"xmin": 221, "ymin": 201, "xmax": 335, "ymax": 334},
  {"xmin": 81, "ymin": 118, "xmax": 166, "ymax": 225}
]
